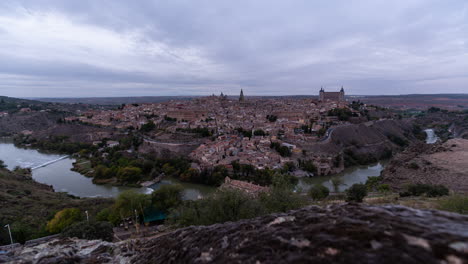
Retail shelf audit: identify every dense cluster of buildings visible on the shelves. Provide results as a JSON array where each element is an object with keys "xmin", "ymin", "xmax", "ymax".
[{"xmin": 67, "ymin": 88, "xmax": 360, "ymax": 175}]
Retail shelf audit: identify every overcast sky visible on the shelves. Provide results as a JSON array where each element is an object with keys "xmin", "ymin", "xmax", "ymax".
[{"xmin": 0, "ymin": 0, "xmax": 467, "ymax": 97}]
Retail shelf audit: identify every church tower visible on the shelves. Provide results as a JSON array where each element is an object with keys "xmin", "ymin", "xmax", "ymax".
[
  {"xmin": 340, "ymin": 86, "xmax": 345, "ymax": 101},
  {"xmin": 239, "ymin": 89, "xmax": 245, "ymax": 102}
]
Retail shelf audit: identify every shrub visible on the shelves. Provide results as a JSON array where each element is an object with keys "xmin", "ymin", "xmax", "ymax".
[
  {"xmin": 401, "ymin": 184, "xmax": 449, "ymax": 197},
  {"xmin": 253, "ymin": 129, "xmax": 266, "ymax": 136},
  {"xmin": 365, "ymin": 176, "xmax": 382, "ymax": 191},
  {"xmin": 377, "ymin": 184, "xmax": 391, "ymax": 193},
  {"xmin": 308, "ymin": 184, "xmax": 330, "ymax": 200},
  {"xmin": 346, "ymin": 184, "xmax": 368, "ymax": 202},
  {"xmin": 438, "ymin": 195, "xmax": 468, "ymax": 215},
  {"xmin": 408, "ymin": 162, "xmax": 420, "ymax": 170},
  {"xmin": 426, "ymin": 185, "xmax": 449, "ymax": 197},
  {"xmin": 61, "ymin": 221, "xmax": 113, "ymax": 241},
  {"xmin": 0, "ymin": 160, "xmax": 6, "ymax": 169},
  {"xmin": 46, "ymin": 208, "xmax": 83, "ymax": 233}
]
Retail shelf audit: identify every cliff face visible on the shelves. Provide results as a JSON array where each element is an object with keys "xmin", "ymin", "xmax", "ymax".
[
  {"xmin": 4, "ymin": 203, "xmax": 468, "ymax": 263},
  {"xmin": 381, "ymin": 139, "xmax": 468, "ymax": 193}
]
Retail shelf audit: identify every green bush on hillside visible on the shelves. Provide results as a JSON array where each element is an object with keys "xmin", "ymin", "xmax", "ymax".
[
  {"xmin": 308, "ymin": 184, "xmax": 330, "ymax": 201},
  {"xmin": 400, "ymin": 184, "xmax": 449, "ymax": 197},
  {"xmin": 346, "ymin": 184, "xmax": 368, "ymax": 203},
  {"xmin": 46, "ymin": 208, "xmax": 83, "ymax": 233}
]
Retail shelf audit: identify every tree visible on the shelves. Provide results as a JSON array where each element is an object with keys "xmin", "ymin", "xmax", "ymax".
[
  {"xmin": 151, "ymin": 185, "xmax": 184, "ymax": 213},
  {"xmin": 46, "ymin": 208, "xmax": 83, "ymax": 233},
  {"xmin": 300, "ymin": 160, "xmax": 317, "ymax": 174},
  {"xmin": 117, "ymin": 166, "xmax": 142, "ymax": 183},
  {"xmin": 0, "ymin": 160, "xmax": 6, "ymax": 169},
  {"xmin": 170, "ymin": 190, "xmax": 263, "ymax": 227},
  {"xmin": 113, "ymin": 190, "xmax": 150, "ymax": 221},
  {"xmin": 308, "ymin": 184, "xmax": 330, "ymax": 200},
  {"xmin": 346, "ymin": 184, "xmax": 368, "ymax": 202},
  {"xmin": 140, "ymin": 120, "xmax": 156, "ymax": 132},
  {"xmin": 253, "ymin": 129, "xmax": 266, "ymax": 136},
  {"xmin": 62, "ymin": 221, "xmax": 113, "ymax": 241},
  {"xmin": 331, "ymin": 178, "xmax": 344, "ymax": 192}
]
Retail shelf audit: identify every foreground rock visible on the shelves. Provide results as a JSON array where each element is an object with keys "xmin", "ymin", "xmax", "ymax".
[
  {"xmin": 382, "ymin": 138, "xmax": 468, "ymax": 192},
  {"xmin": 4, "ymin": 203, "xmax": 468, "ymax": 263}
]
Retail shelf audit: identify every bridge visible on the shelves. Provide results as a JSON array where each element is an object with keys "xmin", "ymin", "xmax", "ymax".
[{"xmin": 30, "ymin": 156, "xmax": 69, "ymax": 170}]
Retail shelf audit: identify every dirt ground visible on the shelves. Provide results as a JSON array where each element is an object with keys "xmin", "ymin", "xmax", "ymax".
[{"xmin": 382, "ymin": 139, "xmax": 468, "ymax": 193}]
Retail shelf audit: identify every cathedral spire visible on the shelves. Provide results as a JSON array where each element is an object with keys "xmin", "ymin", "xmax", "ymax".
[{"xmin": 239, "ymin": 89, "xmax": 245, "ymax": 102}]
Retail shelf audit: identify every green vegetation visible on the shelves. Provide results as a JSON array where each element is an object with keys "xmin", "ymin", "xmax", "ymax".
[
  {"xmin": 346, "ymin": 184, "xmax": 368, "ymax": 202},
  {"xmin": 365, "ymin": 176, "xmax": 382, "ymax": 191},
  {"xmin": 46, "ymin": 208, "xmax": 83, "ymax": 233},
  {"xmin": 15, "ymin": 135, "xmax": 97, "ymax": 154},
  {"xmin": 169, "ymin": 185, "xmax": 306, "ymax": 227},
  {"xmin": 253, "ymin": 129, "xmax": 267, "ymax": 136},
  {"xmin": 140, "ymin": 120, "xmax": 156, "ymax": 132},
  {"xmin": 61, "ymin": 221, "xmax": 113, "ymax": 241},
  {"xmin": 387, "ymin": 134, "xmax": 409, "ymax": 147},
  {"xmin": 176, "ymin": 127, "xmax": 213, "ymax": 137},
  {"xmin": 400, "ymin": 184, "xmax": 449, "ymax": 198},
  {"xmin": 0, "ymin": 167, "xmax": 111, "ymax": 245},
  {"xmin": 408, "ymin": 162, "xmax": 420, "ymax": 170},
  {"xmin": 377, "ymin": 184, "xmax": 391, "ymax": 193},
  {"xmin": 412, "ymin": 124, "xmax": 427, "ymax": 141},
  {"xmin": 266, "ymin": 115, "xmax": 277, "ymax": 122},
  {"xmin": 298, "ymin": 159, "xmax": 317, "ymax": 174},
  {"xmin": 308, "ymin": 184, "xmax": 330, "ymax": 200},
  {"xmin": 151, "ymin": 185, "xmax": 184, "ymax": 213},
  {"xmin": 437, "ymin": 195, "xmax": 468, "ymax": 215},
  {"xmin": 236, "ymin": 127, "xmax": 252, "ymax": 138},
  {"xmin": 350, "ymin": 100, "xmax": 364, "ymax": 111},
  {"xmin": 270, "ymin": 142, "xmax": 292, "ymax": 157},
  {"xmin": 343, "ymin": 149, "xmax": 377, "ymax": 167},
  {"xmin": 164, "ymin": 115, "xmax": 177, "ymax": 122},
  {"xmin": 327, "ymin": 108, "xmax": 355, "ymax": 121}
]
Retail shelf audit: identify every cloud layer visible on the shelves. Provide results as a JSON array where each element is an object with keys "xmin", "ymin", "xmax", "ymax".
[{"xmin": 0, "ymin": 0, "xmax": 467, "ymax": 97}]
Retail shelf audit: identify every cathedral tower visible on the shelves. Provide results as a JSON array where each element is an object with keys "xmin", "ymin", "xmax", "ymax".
[{"xmin": 239, "ymin": 89, "xmax": 245, "ymax": 102}]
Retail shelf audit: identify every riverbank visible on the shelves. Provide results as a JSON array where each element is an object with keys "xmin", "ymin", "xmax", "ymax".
[{"xmin": 71, "ymin": 158, "xmax": 94, "ymax": 177}]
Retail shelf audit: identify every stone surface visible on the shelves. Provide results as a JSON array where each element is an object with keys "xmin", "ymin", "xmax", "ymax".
[{"xmin": 3, "ymin": 203, "xmax": 468, "ymax": 263}]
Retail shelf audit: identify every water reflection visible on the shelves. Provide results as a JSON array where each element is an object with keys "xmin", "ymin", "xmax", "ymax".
[{"xmin": 297, "ymin": 161, "xmax": 387, "ymax": 193}]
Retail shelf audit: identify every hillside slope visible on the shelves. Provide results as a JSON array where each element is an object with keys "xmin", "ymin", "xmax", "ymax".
[
  {"xmin": 0, "ymin": 168, "xmax": 111, "ymax": 245},
  {"xmin": 381, "ymin": 139, "xmax": 468, "ymax": 193}
]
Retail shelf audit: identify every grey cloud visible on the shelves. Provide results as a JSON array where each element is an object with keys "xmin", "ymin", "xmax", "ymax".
[{"xmin": 0, "ymin": 0, "xmax": 467, "ymax": 97}]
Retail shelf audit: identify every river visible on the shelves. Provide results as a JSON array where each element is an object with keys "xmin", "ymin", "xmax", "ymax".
[
  {"xmin": 1, "ymin": 139, "xmax": 390, "ymax": 198},
  {"xmin": 424, "ymin": 129, "xmax": 439, "ymax": 144},
  {"xmin": 297, "ymin": 161, "xmax": 387, "ymax": 193},
  {"xmin": 0, "ymin": 139, "xmax": 214, "ymax": 199}
]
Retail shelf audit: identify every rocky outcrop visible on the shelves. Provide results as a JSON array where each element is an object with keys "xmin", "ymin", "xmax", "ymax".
[
  {"xmin": 381, "ymin": 138, "xmax": 468, "ymax": 192},
  {"xmin": 4, "ymin": 203, "xmax": 468, "ymax": 263}
]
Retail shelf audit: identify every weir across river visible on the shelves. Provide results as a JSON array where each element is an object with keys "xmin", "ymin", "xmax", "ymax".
[{"xmin": 30, "ymin": 155, "xmax": 69, "ymax": 170}]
